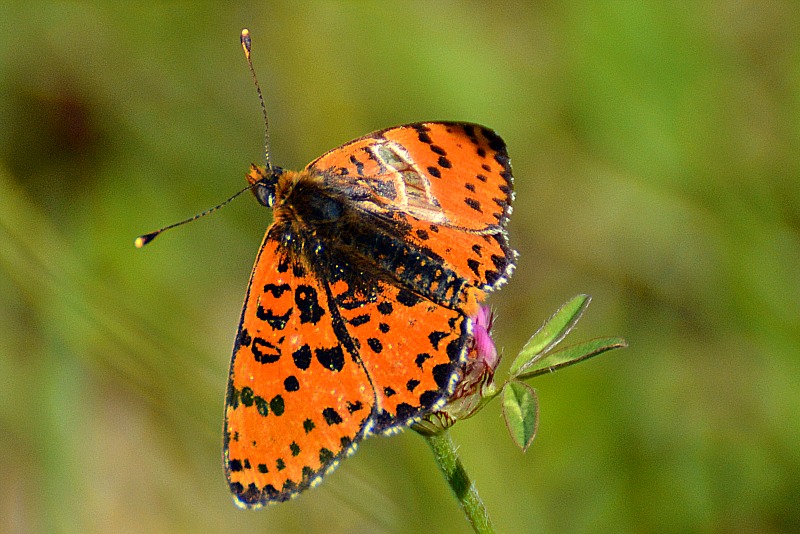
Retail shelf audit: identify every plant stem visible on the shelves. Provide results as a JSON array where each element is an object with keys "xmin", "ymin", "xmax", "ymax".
[{"xmin": 423, "ymin": 430, "xmax": 495, "ymax": 534}]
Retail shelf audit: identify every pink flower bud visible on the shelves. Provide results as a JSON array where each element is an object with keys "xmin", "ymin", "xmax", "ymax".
[{"xmin": 471, "ymin": 305, "xmax": 499, "ymax": 371}]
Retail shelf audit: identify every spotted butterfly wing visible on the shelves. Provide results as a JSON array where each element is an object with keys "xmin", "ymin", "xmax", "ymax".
[
  {"xmin": 307, "ymin": 122, "xmax": 516, "ymax": 306},
  {"xmin": 224, "ymin": 236, "xmax": 374, "ymax": 506},
  {"xmin": 224, "ymin": 122, "xmax": 515, "ymax": 507}
]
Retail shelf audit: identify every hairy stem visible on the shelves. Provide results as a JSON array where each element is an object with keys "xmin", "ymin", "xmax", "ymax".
[{"xmin": 423, "ymin": 430, "xmax": 495, "ymax": 534}]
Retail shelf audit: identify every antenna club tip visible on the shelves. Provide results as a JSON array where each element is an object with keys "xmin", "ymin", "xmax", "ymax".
[
  {"xmin": 241, "ymin": 28, "xmax": 251, "ymax": 56},
  {"xmin": 134, "ymin": 232, "xmax": 158, "ymax": 248}
]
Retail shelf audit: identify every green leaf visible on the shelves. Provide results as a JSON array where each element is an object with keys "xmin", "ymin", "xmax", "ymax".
[
  {"xmin": 515, "ymin": 337, "xmax": 628, "ymax": 380},
  {"xmin": 509, "ymin": 295, "xmax": 591, "ymax": 376},
  {"xmin": 502, "ymin": 380, "xmax": 539, "ymax": 452}
]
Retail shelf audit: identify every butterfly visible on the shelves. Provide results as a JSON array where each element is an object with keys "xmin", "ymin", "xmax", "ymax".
[{"xmin": 224, "ymin": 117, "xmax": 516, "ymax": 506}]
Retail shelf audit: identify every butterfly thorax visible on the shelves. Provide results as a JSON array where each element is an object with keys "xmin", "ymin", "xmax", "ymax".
[{"xmin": 273, "ymin": 170, "xmax": 353, "ymax": 230}]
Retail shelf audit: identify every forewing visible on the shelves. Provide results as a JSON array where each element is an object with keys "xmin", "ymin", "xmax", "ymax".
[
  {"xmin": 307, "ymin": 122, "xmax": 516, "ymax": 294},
  {"xmin": 307, "ymin": 122, "xmax": 513, "ymax": 231},
  {"xmin": 224, "ymin": 236, "xmax": 374, "ymax": 507}
]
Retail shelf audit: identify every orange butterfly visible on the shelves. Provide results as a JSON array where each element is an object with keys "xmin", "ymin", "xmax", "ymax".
[{"xmin": 226, "ymin": 117, "xmax": 516, "ymax": 505}]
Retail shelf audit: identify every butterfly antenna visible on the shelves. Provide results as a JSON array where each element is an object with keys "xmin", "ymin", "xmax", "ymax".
[
  {"xmin": 134, "ymin": 183, "xmax": 257, "ymax": 248},
  {"xmin": 240, "ymin": 28, "xmax": 272, "ymax": 171},
  {"xmin": 135, "ymin": 29, "xmax": 271, "ymax": 249}
]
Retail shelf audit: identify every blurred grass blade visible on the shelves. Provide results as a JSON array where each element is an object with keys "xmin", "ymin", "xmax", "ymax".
[
  {"xmin": 0, "ymin": 169, "xmax": 219, "ymax": 433},
  {"xmin": 510, "ymin": 295, "xmax": 591, "ymax": 376},
  {"xmin": 515, "ymin": 337, "xmax": 628, "ymax": 381},
  {"xmin": 502, "ymin": 380, "xmax": 539, "ymax": 452}
]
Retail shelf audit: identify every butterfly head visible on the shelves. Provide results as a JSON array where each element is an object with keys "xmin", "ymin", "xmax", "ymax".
[{"xmin": 246, "ymin": 163, "xmax": 283, "ymax": 207}]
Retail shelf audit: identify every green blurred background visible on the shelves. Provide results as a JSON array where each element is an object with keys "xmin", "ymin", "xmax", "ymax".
[{"xmin": 2, "ymin": 2, "xmax": 798, "ymax": 533}]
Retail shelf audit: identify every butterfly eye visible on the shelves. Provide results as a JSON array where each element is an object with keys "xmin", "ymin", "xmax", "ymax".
[
  {"xmin": 252, "ymin": 182, "xmax": 275, "ymax": 207},
  {"xmin": 249, "ymin": 166, "xmax": 283, "ymax": 208}
]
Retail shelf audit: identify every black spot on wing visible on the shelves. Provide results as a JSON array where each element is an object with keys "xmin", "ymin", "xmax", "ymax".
[
  {"xmin": 428, "ymin": 331, "xmax": 448, "ymax": 350},
  {"xmin": 349, "ymin": 154, "xmax": 365, "ymax": 175},
  {"xmin": 270, "ymin": 395, "xmax": 285, "ymax": 416},
  {"xmin": 482, "ymin": 127, "xmax": 506, "ymax": 152},
  {"xmin": 319, "ymin": 448, "xmax": 334, "ymax": 463},
  {"xmin": 467, "ymin": 258, "xmax": 481, "ymax": 278},
  {"xmin": 295, "ymin": 285, "xmax": 325, "ymax": 324},
  {"xmin": 491, "ymin": 254, "xmax": 506, "ymax": 270},
  {"xmin": 415, "ymin": 353, "xmax": 432, "ymax": 368},
  {"xmin": 446, "ymin": 338, "xmax": 462, "ymax": 362},
  {"xmin": 240, "ymin": 387, "xmax": 254, "ymax": 407},
  {"xmin": 292, "ymin": 344, "xmax": 312, "ymax": 370},
  {"xmin": 284, "ymin": 376, "xmax": 300, "ymax": 392},
  {"xmin": 349, "ymin": 314, "xmax": 370, "ymax": 326},
  {"xmin": 464, "ymin": 198, "xmax": 482, "ymax": 212},
  {"xmin": 263, "ymin": 283, "xmax": 291, "ymax": 298},
  {"xmin": 462, "ymin": 124, "xmax": 476, "ymax": 139},
  {"xmin": 316, "ymin": 345, "xmax": 345, "ymax": 372},
  {"xmin": 347, "ymin": 400, "xmax": 364, "ymax": 413},
  {"xmin": 256, "ymin": 306, "xmax": 292, "ymax": 331},
  {"xmin": 237, "ymin": 328, "xmax": 252, "ymax": 348},
  {"xmin": 419, "ymin": 390, "xmax": 439, "ymax": 409},
  {"xmin": 251, "ymin": 337, "xmax": 281, "ymax": 364},
  {"xmin": 432, "ymin": 363, "xmax": 453, "ymax": 389},
  {"xmin": 277, "ymin": 256, "xmax": 291, "ymax": 273},
  {"xmin": 367, "ymin": 338, "xmax": 383, "ymax": 353},
  {"xmin": 255, "ymin": 396, "xmax": 269, "ymax": 416},
  {"xmin": 322, "ymin": 407, "xmax": 343, "ymax": 425}
]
